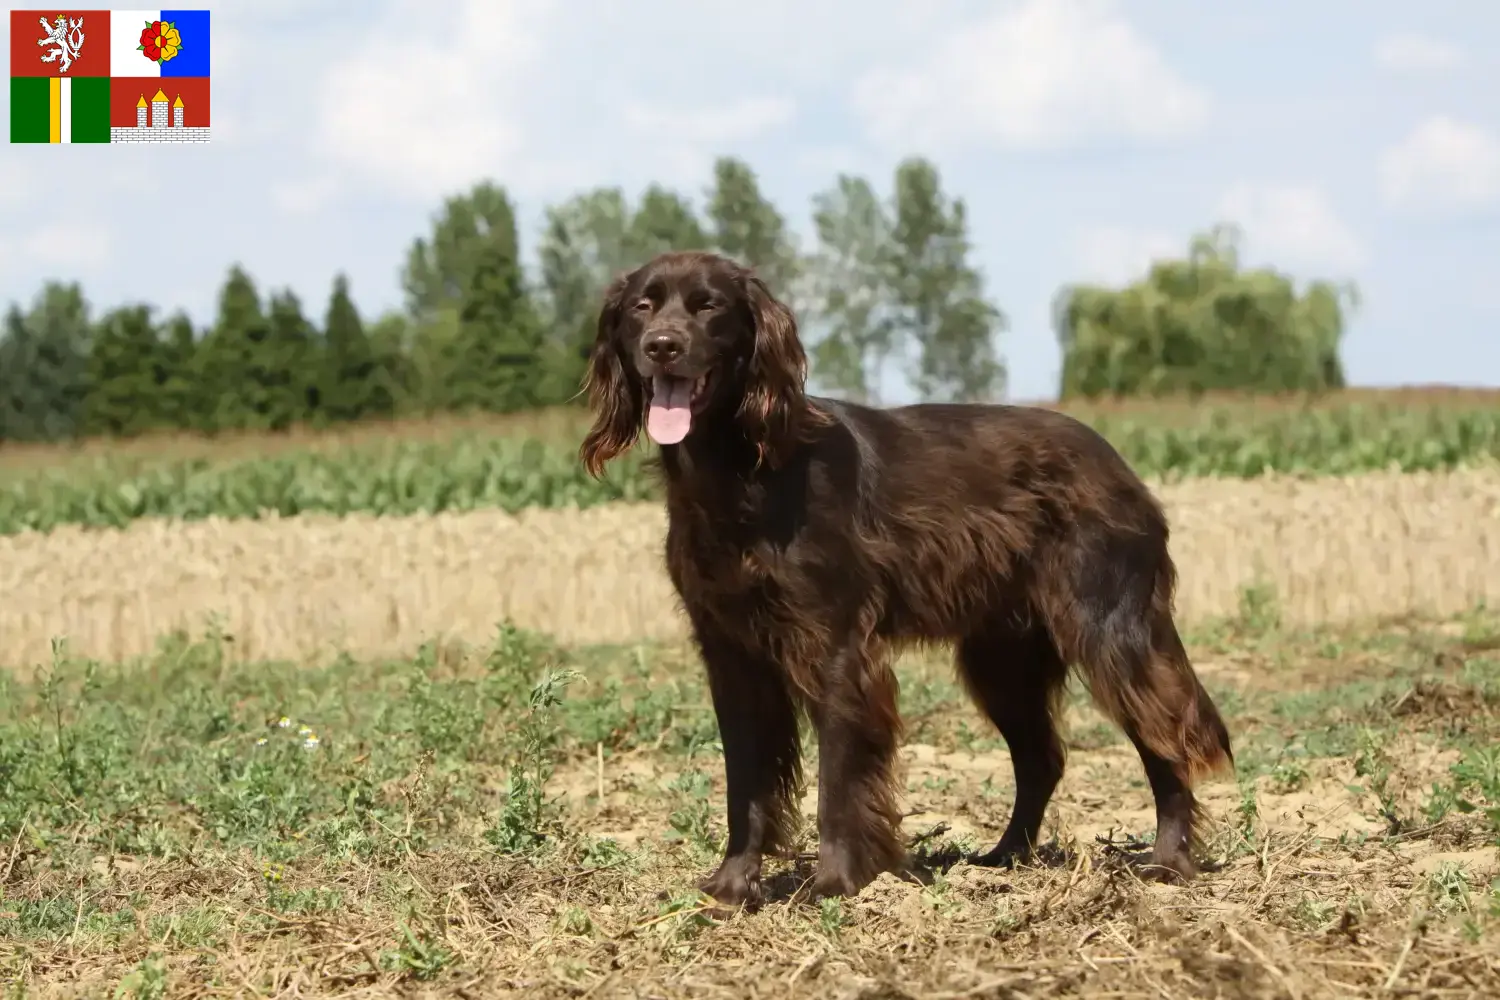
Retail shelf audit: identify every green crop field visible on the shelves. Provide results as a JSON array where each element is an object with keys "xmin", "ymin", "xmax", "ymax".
[{"xmin": 2, "ymin": 393, "xmax": 1499, "ymax": 535}]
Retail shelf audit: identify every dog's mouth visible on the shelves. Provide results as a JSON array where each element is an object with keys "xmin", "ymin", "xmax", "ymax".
[{"xmin": 645, "ymin": 372, "xmax": 712, "ymax": 445}]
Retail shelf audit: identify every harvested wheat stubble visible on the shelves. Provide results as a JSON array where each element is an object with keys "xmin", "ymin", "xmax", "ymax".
[{"xmin": 2, "ymin": 467, "xmax": 1499, "ymax": 666}]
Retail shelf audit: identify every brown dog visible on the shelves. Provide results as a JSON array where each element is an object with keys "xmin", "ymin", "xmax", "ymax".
[{"xmin": 579, "ymin": 251, "xmax": 1232, "ymax": 907}]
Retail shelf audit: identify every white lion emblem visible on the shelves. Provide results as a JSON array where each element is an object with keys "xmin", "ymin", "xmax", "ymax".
[{"xmin": 37, "ymin": 15, "xmax": 86, "ymax": 74}]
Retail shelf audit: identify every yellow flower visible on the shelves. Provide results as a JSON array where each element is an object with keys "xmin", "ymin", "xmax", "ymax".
[{"xmin": 154, "ymin": 24, "xmax": 181, "ymax": 61}]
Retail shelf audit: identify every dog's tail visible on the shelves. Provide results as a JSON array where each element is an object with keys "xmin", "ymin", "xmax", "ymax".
[{"xmin": 1068, "ymin": 555, "xmax": 1233, "ymax": 784}]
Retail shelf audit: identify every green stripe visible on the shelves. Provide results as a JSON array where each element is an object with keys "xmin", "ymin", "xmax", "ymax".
[
  {"xmin": 70, "ymin": 77, "xmax": 111, "ymax": 143},
  {"xmin": 10, "ymin": 77, "xmax": 51, "ymax": 144}
]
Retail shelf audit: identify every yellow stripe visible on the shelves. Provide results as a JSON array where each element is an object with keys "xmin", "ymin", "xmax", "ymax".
[{"xmin": 49, "ymin": 77, "xmax": 61, "ymax": 144}]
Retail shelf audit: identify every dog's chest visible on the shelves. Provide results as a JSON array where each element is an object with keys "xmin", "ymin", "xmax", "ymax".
[{"xmin": 666, "ymin": 516, "xmax": 782, "ymax": 595}]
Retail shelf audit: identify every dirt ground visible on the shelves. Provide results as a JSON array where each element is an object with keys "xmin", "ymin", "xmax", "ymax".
[{"xmin": 2, "ymin": 611, "xmax": 1498, "ymax": 998}]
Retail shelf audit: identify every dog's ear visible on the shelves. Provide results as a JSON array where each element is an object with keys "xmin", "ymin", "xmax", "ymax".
[
  {"xmin": 737, "ymin": 274, "xmax": 815, "ymax": 469},
  {"xmin": 579, "ymin": 273, "xmax": 644, "ymax": 478}
]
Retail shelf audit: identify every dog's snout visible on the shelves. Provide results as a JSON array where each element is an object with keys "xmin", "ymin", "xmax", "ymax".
[{"xmin": 643, "ymin": 332, "xmax": 686, "ymax": 366}]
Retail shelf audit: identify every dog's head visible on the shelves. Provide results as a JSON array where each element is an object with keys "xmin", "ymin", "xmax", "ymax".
[{"xmin": 579, "ymin": 251, "xmax": 815, "ymax": 476}]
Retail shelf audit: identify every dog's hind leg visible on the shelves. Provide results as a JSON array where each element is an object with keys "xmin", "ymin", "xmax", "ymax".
[{"xmin": 957, "ymin": 623, "xmax": 1070, "ymax": 868}]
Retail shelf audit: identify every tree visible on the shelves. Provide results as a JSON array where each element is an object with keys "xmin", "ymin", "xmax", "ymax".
[
  {"xmin": 804, "ymin": 160, "xmax": 1006, "ymax": 403},
  {"xmin": 1054, "ymin": 224, "xmax": 1357, "ymax": 398},
  {"xmin": 402, "ymin": 181, "xmax": 536, "ymax": 324},
  {"xmin": 535, "ymin": 184, "xmax": 709, "ymax": 406},
  {"xmin": 627, "ymin": 185, "xmax": 708, "ymax": 260},
  {"xmin": 261, "ymin": 289, "xmax": 321, "ymax": 430},
  {"xmin": 365, "ymin": 311, "xmax": 414, "ymax": 417},
  {"xmin": 444, "ymin": 239, "xmax": 545, "ymax": 413},
  {"xmin": 83, "ymin": 304, "xmax": 163, "ymax": 436},
  {"xmin": 403, "ymin": 182, "xmax": 549, "ymax": 413},
  {"xmin": 886, "ymin": 158, "xmax": 1006, "ymax": 403},
  {"xmin": 153, "ymin": 312, "xmax": 200, "ymax": 431},
  {"xmin": 704, "ymin": 157, "xmax": 800, "ymax": 301},
  {"xmin": 0, "ymin": 282, "xmax": 92, "ymax": 442},
  {"xmin": 536, "ymin": 188, "xmax": 635, "ymax": 401},
  {"xmin": 192, "ymin": 265, "xmax": 271, "ymax": 431},
  {"xmin": 321, "ymin": 273, "xmax": 386, "ymax": 422},
  {"xmin": 804, "ymin": 175, "xmax": 897, "ymax": 402}
]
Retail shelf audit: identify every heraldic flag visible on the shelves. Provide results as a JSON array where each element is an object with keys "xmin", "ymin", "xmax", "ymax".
[{"xmin": 10, "ymin": 9, "xmax": 211, "ymax": 144}]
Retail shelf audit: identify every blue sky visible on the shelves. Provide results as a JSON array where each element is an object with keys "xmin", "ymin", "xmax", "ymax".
[{"xmin": 2, "ymin": 0, "xmax": 1497, "ymax": 403}]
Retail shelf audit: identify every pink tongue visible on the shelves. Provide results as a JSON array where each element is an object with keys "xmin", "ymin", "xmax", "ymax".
[{"xmin": 646, "ymin": 375, "xmax": 693, "ymax": 445}]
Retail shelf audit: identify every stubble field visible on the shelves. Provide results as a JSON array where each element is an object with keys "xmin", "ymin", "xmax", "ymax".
[
  {"xmin": 3, "ymin": 612, "xmax": 1498, "ymax": 997},
  {"xmin": 3, "ymin": 395, "xmax": 1500, "ymax": 998}
]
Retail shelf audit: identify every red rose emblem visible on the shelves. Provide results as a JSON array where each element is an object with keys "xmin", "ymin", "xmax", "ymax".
[{"xmin": 139, "ymin": 21, "xmax": 163, "ymax": 61}]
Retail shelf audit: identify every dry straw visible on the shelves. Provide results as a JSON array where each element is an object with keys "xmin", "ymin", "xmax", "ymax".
[{"xmin": 2, "ymin": 467, "xmax": 1498, "ymax": 666}]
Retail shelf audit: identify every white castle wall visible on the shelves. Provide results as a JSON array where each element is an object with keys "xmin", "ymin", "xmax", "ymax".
[{"xmin": 109, "ymin": 127, "xmax": 211, "ymax": 143}]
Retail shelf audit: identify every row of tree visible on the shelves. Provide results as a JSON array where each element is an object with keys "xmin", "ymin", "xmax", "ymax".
[{"xmin": 0, "ymin": 156, "xmax": 1355, "ymax": 444}]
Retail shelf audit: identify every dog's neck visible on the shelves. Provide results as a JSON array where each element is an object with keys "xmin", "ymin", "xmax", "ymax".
[{"xmin": 655, "ymin": 401, "xmax": 814, "ymax": 509}]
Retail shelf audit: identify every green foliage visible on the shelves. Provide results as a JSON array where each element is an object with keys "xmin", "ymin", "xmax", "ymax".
[
  {"xmin": 887, "ymin": 157, "xmax": 1006, "ymax": 402},
  {"xmin": 0, "ymin": 169, "xmax": 1386, "ymax": 449},
  {"xmin": 0, "ymin": 435, "xmax": 658, "ymax": 534},
  {"xmin": 446, "ymin": 238, "xmax": 545, "ymax": 413},
  {"xmin": 261, "ymin": 289, "xmax": 323, "ymax": 431},
  {"xmin": 805, "ymin": 158, "xmax": 1005, "ymax": 402},
  {"xmin": 2, "ymin": 399, "xmax": 1498, "ymax": 535},
  {"xmin": 321, "ymin": 273, "xmax": 392, "ymax": 423},
  {"xmin": 1055, "ymin": 224, "xmax": 1357, "ymax": 399},
  {"xmin": 704, "ymin": 156, "xmax": 801, "ymax": 302},
  {"xmin": 189, "ymin": 264, "xmax": 273, "ymax": 432},
  {"xmin": 83, "ymin": 304, "xmax": 170, "ymax": 436},
  {"xmin": 805, "ymin": 174, "xmax": 894, "ymax": 401},
  {"xmin": 0, "ymin": 282, "xmax": 92, "ymax": 441}
]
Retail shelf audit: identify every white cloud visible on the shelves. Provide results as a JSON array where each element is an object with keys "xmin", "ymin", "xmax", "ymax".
[
  {"xmin": 1072, "ymin": 226, "xmax": 1181, "ymax": 285},
  {"xmin": 617, "ymin": 97, "xmax": 797, "ymax": 185},
  {"xmin": 270, "ymin": 175, "xmax": 340, "ymax": 216},
  {"xmin": 1379, "ymin": 116, "xmax": 1500, "ymax": 214},
  {"xmin": 1215, "ymin": 183, "xmax": 1366, "ymax": 274},
  {"xmin": 1373, "ymin": 33, "xmax": 1465, "ymax": 73},
  {"xmin": 307, "ymin": 0, "xmax": 547, "ymax": 202},
  {"xmin": 0, "ymin": 162, "xmax": 31, "ymax": 207},
  {"xmin": 851, "ymin": 0, "xmax": 1209, "ymax": 151},
  {"xmin": 7, "ymin": 223, "xmax": 114, "ymax": 270}
]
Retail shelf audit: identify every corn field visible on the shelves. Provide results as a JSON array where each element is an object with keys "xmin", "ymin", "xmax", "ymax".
[{"xmin": 2, "ymin": 400, "xmax": 1498, "ymax": 535}]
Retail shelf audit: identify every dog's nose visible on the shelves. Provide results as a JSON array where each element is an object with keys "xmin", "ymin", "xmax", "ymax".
[{"xmin": 643, "ymin": 333, "xmax": 685, "ymax": 366}]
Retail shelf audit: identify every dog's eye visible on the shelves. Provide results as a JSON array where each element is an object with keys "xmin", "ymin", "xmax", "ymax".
[
  {"xmin": 632, "ymin": 297, "xmax": 653, "ymax": 313},
  {"xmin": 693, "ymin": 299, "xmax": 719, "ymax": 314}
]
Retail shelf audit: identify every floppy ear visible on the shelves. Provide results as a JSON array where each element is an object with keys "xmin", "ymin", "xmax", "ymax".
[
  {"xmin": 579, "ymin": 274, "xmax": 644, "ymax": 479},
  {"xmin": 737, "ymin": 274, "xmax": 818, "ymax": 469}
]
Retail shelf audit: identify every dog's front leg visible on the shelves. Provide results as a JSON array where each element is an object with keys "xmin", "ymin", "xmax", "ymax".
[
  {"xmin": 694, "ymin": 627, "xmax": 801, "ymax": 910},
  {"xmin": 812, "ymin": 637, "xmax": 906, "ymax": 898}
]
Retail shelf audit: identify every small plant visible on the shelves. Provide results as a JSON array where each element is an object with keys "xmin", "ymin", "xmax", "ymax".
[
  {"xmin": 1235, "ymin": 774, "xmax": 1260, "ymax": 846},
  {"xmin": 380, "ymin": 922, "xmax": 453, "ymax": 981},
  {"xmin": 666, "ymin": 770, "xmax": 720, "ymax": 860},
  {"xmin": 818, "ymin": 897, "xmax": 847, "ymax": 939},
  {"xmin": 579, "ymin": 836, "xmax": 633, "ymax": 870},
  {"xmin": 557, "ymin": 905, "xmax": 594, "ymax": 936},
  {"xmin": 1443, "ymin": 746, "xmax": 1500, "ymax": 843},
  {"xmin": 485, "ymin": 667, "xmax": 579, "ymax": 855},
  {"xmin": 1427, "ymin": 862, "xmax": 1474, "ymax": 915},
  {"xmin": 113, "ymin": 955, "xmax": 168, "ymax": 1000},
  {"xmin": 650, "ymin": 890, "xmax": 717, "ymax": 945},
  {"xmin": 1270, "ymin": 755, "xmax": 1310, "ymax": 794},
  {"xmin": 1289, "ymin": 894, "xmax": 1337, "ymax": 930},
  {"xmin": 1236, "ymin": 579, "xmax": 1282, "ymax": 635},
  {"xmin": 1348, "ymin": 729, "xmax": 1409, "ymax": 835}
]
